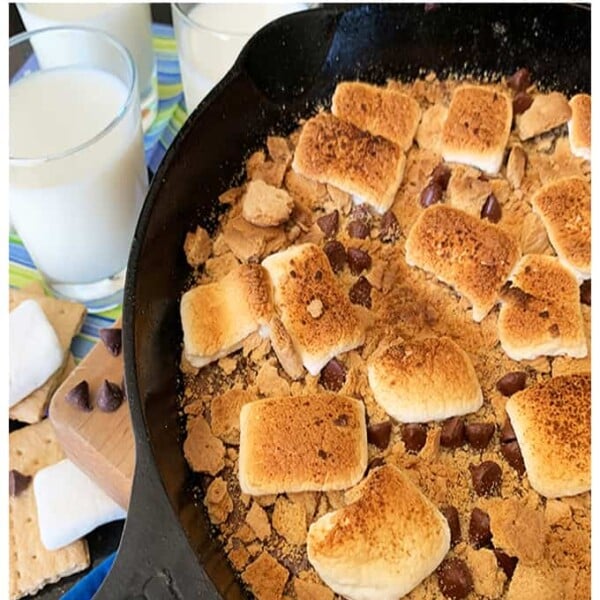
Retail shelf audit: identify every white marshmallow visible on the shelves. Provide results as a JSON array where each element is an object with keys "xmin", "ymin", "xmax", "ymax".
[
  {"xmin": 33, "ymin": 459, "xmax": 126, "ymax": 551},
  {"xmin": 9, "ymin": 299, "xmax": 64, "ymax": 407}
]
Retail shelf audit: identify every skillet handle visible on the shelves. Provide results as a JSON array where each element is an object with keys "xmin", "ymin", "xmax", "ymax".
[
  {"xmin": 236, "ymin": 6, "xmax": 344, "ymax": 103},
  {"xmin": 94, "ymin": 456, "xmax": 222, "ymax": 599}
]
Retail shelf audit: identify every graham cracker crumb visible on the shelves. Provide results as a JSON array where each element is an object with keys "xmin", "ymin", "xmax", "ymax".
[
  {"xmin": 205, "ymin": 252, "xmax": 240, "ymax": 281},
  {"xmin": 246, "ymin": 502, "xmax": 272, "ymax": 541},
  {"xmin": 484, "ymin": 498, "xmax": 546, "ymax": 565},
  {"xmin": 287, "ymin": 492, "xmax": 319, "ymax": 522},
  {"xmin": 236, "ymin": 523, "xmax": 257, "ymax": 544},
  {"xmin": 267, "ymin": 136, "xmax": 293, "ymax": 167},
  {"xmin": 506, "ymin": 563, "xmax": 564, "ymax": 600},
  {"xmin": 272, "ymin": 497, "xmax": 307, "ymax": 546},
  {"xmin": 242, "ymin": 551, "xmax": 289, "ymax": 600},
  {"xmin": 205, "ymin": 477, "xmax": 233, "ymax": 525},
  {"xmin": 183, "ymin": 415, "xmax": 225, "ymax": 475},
  {"xmin": 545, "ymin": 499, "xmax": 572, "ymax": 528},
  {"xmin": 242, "ymin": 180, "xmax": 294, "ymax": 227},
  {"xmin": 184, "ymin": 226, "xmax": 212, "ymax": 268},
  {"xmin": 211, "ymin": 389, "xmax": 255, "ymax": 445},
  {"xmin": 256, "ymin": 363, "xmax": 290, "ymax": 397},
  {"xmin": 294, "ymin": 578, "xmax": 334, "ymax": 600},
  {"xmin": 218, "ymin": 356, "xmax": 238, "ymax": 375},
  {"xmin": 255, "ymin": 494, "xmax": 277, "ymax": 508},
  {"xmin": 228, "ymin": 540, "xmax": 250, "ymax": 570},
  {"xmin": 465, "ymin": 547, "xmax": 507, "ymax": 598}
]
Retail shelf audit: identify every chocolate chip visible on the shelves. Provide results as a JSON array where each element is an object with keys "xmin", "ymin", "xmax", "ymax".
[
  {"xmin": 420, "ymin": 181, "xmax": 443, "ymax": 208},
  {"xmin": 501, "ymin": 284, "xmax": 533, "ymax": 307},
  {"xmin": 367, "ymin": 421, "xmax": 392, "ymax": 450},
  {"xmin": 65, "ymin": 380, "xmax": 92, "ymax": 412},
  {"xmin": 318, "ymin": 449, "xmax": 328, "ymax": 459},
  {"xmin": 501, "ymin": 440, "xmax": 526, "ymax": 475},
  {"xmin": 440, "ymin": 505, "xmax": 461, "ymax": 547},
  {"xmin": 320, "ymin": 358, "xmax": 346, "ymax": 391},
  {"xmin": 9, "ymin": 469, "xmax": 32, "ymax": 497},
  {"xmin": 507, "ymin": 67, "xmax": 531, "ymax": 92},
  {"xmin": 367, "ymin": 456, "xmax": 385, "ymax": 472},
  {"xmin": 316, "ymin": 210, "xmax": 339, "ymax": 238},
  {"xmin": 401, "ymin": 423, "xmax": 428, "ymax": 453},
  {"xmin": 494, "ymin": 549, "xmax": 518, "ymax": 579},
  {"xmin": 347, "ymin": 248, "xmax": 372, "ymax": 275},
  {"xmin": 349, "ymin": 276, "xmax": 372, "ymax": 308},
  {"xmin": 347, "ymin": 220, "xmax": 370, "ymax": 239},
  {"xmin": 480, "ymin": 193, "xmax": 502, "ymax": 223},
  {"xmin": 440, "ymin": 417, "xmax": 465, "ymax": 448},
  {"xmin": 580, "ymin": 279, "xmax": 591, "ymax": 305},
  {"xmin": 431, "ymin": 163, "xmax": 451, "ymax": 190},
  {"xmin": 470, "ymin": 461, "xmax": 502, "ymax": 496},
  {"xmin": 469, "ymin": 507, "xmax": 492, "ymax": 548},
  {"xmin": 323, "ymin": 240, "xmax": 347, "ymax": 273},
  {"xmin": 99, "ymin": 327, "xmax": 122, "ymax": 357},
  {"xmin": 437, "ymin": 558, "xmax": 473, "ymax": 599},
  {"xmin": 333, "ymin": 414, "xmax": 349, "ymax": 426},
  {"xmin": 96, "ymin": 380, "xmax": 124, "ymax": 412},
  {"xmin": 465, "ymin": 422, "xmax": 495, "ymax": 450},
  {"xmin": 379, "ymin": 211, "xmax": 400, "ymax": 242},
  {"xmin": 513, "ymin": 91, "xmax": 533, "ymax": 115},
  {"xmin": 496, "ymin": 371, "xmax": 527, "ymax": 397},
  {"xmin": 500, "ymin": 418, "xmax": 517, "ymax": 443}
]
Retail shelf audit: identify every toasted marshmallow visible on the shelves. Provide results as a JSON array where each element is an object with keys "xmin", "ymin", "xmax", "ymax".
[
  {"xmin": 531, "ymin": 176, "xmax": 590, "ymax": 280},
  {"xmin": 368, "ymin": 336, "xmax": 482, "ymax": 422},
  {"xmin": 238, "ymin": 394, "xmax": 367, "ymax": 495},
  {"xmin": 506, "ymin": 374, "xmax": 590, "ymax": 498},
  {"xmin": 332, "ymin": 81, "xmax": 422, "ymax": 151},
  {"xmin": 516, "ymin": 92, "xmax": 571, "ymax": 141},
  {"xmin": 180, "ymin": 264, "xmax": 272, "ymax": 368},
  {"xmin": 307, "ymin": 465, "xmax": 450, "ymax": 600},
  {"xmin": 442, "ymin": 85, "xmax": 512, "ymax": 174},
  {"xmin": 405, "ymin": 205, "xmax": 520, "ymax": 322},
  {"xmin": 498, "ymin": 255, "xmax": 587, "ymax": 361},
  {"xmin": 262, "ymin": 243, "xmax": 365, "ymax": 375},
  {"xmin": 568, "ymin": 94, "xmax": 591, "ymax": 160},
  {"xmin": 292, "ymin": 113, "xmax": 405, "ymax": 213}
]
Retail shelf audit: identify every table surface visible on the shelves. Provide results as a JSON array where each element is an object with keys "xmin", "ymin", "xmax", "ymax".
[{"xmin": 9, "ymin": 4, "xmax": 183, "ymax": 598}]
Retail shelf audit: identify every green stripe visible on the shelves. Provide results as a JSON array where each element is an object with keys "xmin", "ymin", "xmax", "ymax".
[{"xmin": 9, "ymin": 264, "xmax": 44, "ymax": 289}]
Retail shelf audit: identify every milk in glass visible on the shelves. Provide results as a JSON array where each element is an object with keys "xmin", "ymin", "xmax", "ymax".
[
  {"xmin": 17, "ymin": 3, "xmax": 157, "ymax": 128},
  {"xmin": 9, "ymin": 67, "xmax": 147, "ymax": 285},
  {"xmin": 175, "ymin": 3, "xmax": 306, "ymax": 111}
]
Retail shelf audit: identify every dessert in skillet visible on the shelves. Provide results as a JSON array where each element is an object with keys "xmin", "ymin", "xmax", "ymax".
[{"xmin": 179, "ymin": 71, "xmax": 591, "ymax": 599}]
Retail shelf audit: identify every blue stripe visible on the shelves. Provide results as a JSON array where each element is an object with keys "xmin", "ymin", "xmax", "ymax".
[
  {"xmin": 9, "ymin": 243, "xmax": 35, "ymax": 268},
  {"xmin": 152, "ymin": 22, "xmax": 175, "ymax": 37}
]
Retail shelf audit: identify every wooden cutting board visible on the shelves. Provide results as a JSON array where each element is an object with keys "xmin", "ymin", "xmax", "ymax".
[{"xmin": 49, "ymin": 322, "xmax": 134, "ymax": 510}]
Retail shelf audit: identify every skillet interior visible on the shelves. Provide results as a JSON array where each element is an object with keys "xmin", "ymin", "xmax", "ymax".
[{"xmin": 98, "ymin": 4, "xmax": 590, "ymax": 598}]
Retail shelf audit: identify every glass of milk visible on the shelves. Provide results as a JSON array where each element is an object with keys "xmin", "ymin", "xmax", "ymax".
[
  {"xmin": 9, "ymin": 27, "xmax": 148, "ymax": 312},
  {"xmin": 17, "ymin": 3, "xmax": 158, "ymax": 132},
  {"xmin": 172, "ymin": 3, "xmax": 307, "ymax": 113}
]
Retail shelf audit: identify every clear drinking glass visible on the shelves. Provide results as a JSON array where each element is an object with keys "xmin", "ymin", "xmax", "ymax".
[
  {"xmin": 172, "ymin": 3, "xmax": 307, "ymax": 113},
  {"xmin": 9, "ymin": 27, "xmax": 148, "ymax": 312},
  {"xmin": 16, "ymin": 3, "xmax": 158, "ymax": 131}
]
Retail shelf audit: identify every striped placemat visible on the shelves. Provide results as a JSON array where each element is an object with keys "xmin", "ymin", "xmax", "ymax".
[{"xmin": 9, "ymin": 23, "xmax": 188, "ymax": 362}]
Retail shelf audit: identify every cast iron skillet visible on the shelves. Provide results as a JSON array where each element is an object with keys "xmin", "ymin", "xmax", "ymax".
[{"xmin": 97, "ymin": 4, "xmax": 590, "ymax": 598}]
